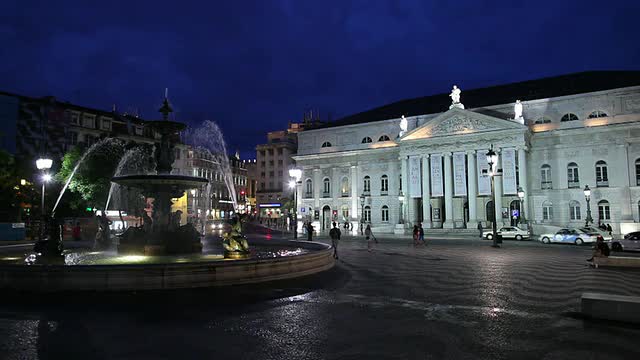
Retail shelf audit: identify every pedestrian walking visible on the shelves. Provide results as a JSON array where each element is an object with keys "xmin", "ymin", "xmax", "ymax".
[
  {"xmin": 329, "ymin": 223, "xmax": 341, "ymax": 259},
  {"xmin": 418, "ymin": 222, "xmax": 425, "ymax": 245},
  {"xmin": 412, "ymin": 225, "xmax": 419, "ymax": 246},
  {"xmin": 606, "ymin": 224, "xmax": 612, "ymax": 236},
  {"xmin": 306, "ymin": 222, "xmax": 314, "ymax": 241},
  {"xmin": 365, "ymin": 224, "xmax": 376, "ymax": 252},
  {"xmin": 477, "ymin": 222, "xmax": 483, "ymax": 239}
]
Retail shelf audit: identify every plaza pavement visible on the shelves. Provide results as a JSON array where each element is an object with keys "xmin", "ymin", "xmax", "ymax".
[{"xmin": 1, "ymin": 228, "xmax": 640, "ymax": 359}]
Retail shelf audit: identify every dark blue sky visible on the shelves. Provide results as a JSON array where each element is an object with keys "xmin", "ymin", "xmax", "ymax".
[{"xmin": 1, "ymin": 0, "xmax": 639, "ymax": 158}]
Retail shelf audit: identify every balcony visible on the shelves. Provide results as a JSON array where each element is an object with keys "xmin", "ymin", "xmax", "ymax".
[
  {"xmin": 341, "ymin": 192, "xmax": 350, "ymax": 197},
  {"xmin": 322, "ymin": 192, "xmax": 331, "ymax": 198},
  {"xmin": 541, "ymin": 181, "xmax": 553, "ymax": 190},
  {"xmin": 362, "ymin": 190, "xmax": 371, "ymax": 196},
  {"xmin": 380, "ymin": 190, "xmax": 388, "ymax": 196},
  {"xmin": 596, "ymin": 180, "xmax": 609, "ymax": 187},
  {"xmin": 567, "ymin": 181, "xmax": 580, "ymax": 189},
  {"xmin": 304, "ymin": 192, "xmax": 313, "ymax": 199}
]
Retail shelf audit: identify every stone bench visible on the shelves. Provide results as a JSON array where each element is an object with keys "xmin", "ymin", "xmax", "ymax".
[
  {"xmin": 581, "ymin": 292, "xmax": 640, "ymax": 324},
  {"xmin": 592, "ymin": 256, "xmax": 640, "ymax": 268}
]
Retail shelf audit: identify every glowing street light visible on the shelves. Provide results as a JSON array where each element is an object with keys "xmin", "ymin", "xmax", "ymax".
[
  {"xmin": 288, "ymin": 168, "xmax": 302, "ymax": 239},
  {"xmin": 486, "ymin": 145, "xmax": 500, "ymax": 248},
  {"xmin": 584, "ymin": 185, "xmax": 593, "ymax": 227}
]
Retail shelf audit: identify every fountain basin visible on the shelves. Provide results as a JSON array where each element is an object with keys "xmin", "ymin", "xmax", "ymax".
[{"xmin": 0, "ymin": 240, "xmax": 334, "ymax": 292}]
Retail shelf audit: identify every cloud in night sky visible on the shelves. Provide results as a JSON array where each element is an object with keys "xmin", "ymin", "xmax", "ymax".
[{"xmin": 1, "ymin": 0, "xmax": 638, "ymax": 157}]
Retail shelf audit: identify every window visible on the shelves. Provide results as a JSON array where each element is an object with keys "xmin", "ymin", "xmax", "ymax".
[
  {"xmin": 277, "ymin": 148, "xmax": 283, "ymax": 155},
  {"xmin": 567, "ymin": 162, "xmax": 579, "ymax": 188},
  {"xmin": 598, "ymin": 200, "xmax": 611, "ymax": 220},
  {"xmin": 175, "ymin": 148, "xmax": 181, "ymax": 160},
  {"xmin": 260, "ymin": 172, "xmax": 265, "ymax": 177},
  {"xmin": 399, "ymin": 174, "xmax": 402, "ymax": 191},
  {"xmin": 268, "ymin": 149, "xmax": 274, "ymax": 155},
  {"xmin": 341, "ymin": 205, "xmax": 350, "ymax": 221},
  {"xmin": 134, "ymin": 126, "xmax": 143, "ymax": 135},
  {"xmin": 341, "ymin": 177, "xmax": 349, "ymax": 197},
  {"xmin": 323, "ymin": 178, "xmax": 330, "ymax": 197},
  {"xmin": 542, "ymin": 201, "xmax": 553, "ymax": 220},
  {"xmin": 85, "ymin": 134, "xmax": 95, "ymax": 146},
  {"xmin": 278, "ymin": 160, "xmax": 283, "ymax": 165},
  {"xmin": 321, "ymin": 142, "xmax": 332, "ymax": 148},
  {"xmin": 260, "ymin": 182, "xmax": 265, "ymax": 190},
  {"xmin": 70, "ymin": 112, "xmax": 80, "ymax": 125},
  {"xmin": 269, "ymin": 160, "xmax": 274, "ymax": 166},
  {"xmin": 364, "ymin": 206, "xmax": 371, "ymax": 222},
  {"xmin": 588, "ymin": 110, "xmax": 608, "ymax": 119},
  {"xmin": 269, "ymin": 171, "xmax": 274, "ymax": 177},
  {"xmin": 541, "ymin": 164, "xmax": 552, "ymax": 189},
  {"xmin": 361, "ymin": 137, "xmax": 372, "ymax": 144},
  {"xmin": 82, "ymin": 114, "xmax": 96, "ymax": 128},
  {"xmin": 380, "ymin": 175, "xmax": 389, "ymax": 194},
  {"xmin": 363, "ymin": 176, "xmax": 371, "ymax": 193},
  {"xmin": 534, "ymin": 117, "xmax": 552, "ymax": 124},
  {"xmin": 67, "ymin": 131, "xmax": 77, "ymax": 145},
  {"xmin": 561, "ymin": 113, "xmax": 579, "ymax": 122},
  {"xmin": 635, "ymin": 159, "xmax": 640, "ymax": 186},
  {"xmin": 569, "ymin": 200, "xmax": 581, "ymax": 220},
  {"xmin": 595, "ymin": 160, "xmax": 608, "ymax": 187},
  {"xmin": 101, "ymin": 118, "xmax": 112, "ymax": 130},
  {"xmin": 305, "ymin": 179, "xmax": 313, "ymax": 197},
  {"xmin": 381, "ymin": 205, "xmax": 389, "ymax": 222},
  {"xmin": 260, "ymin": 161, "xmax": 266, "ymax": 167},
  {"xmin": 378, "ymin": 135, "xmax": 391, "ymax": 141}
]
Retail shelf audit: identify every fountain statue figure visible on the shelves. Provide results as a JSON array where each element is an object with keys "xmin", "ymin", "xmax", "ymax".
[
  {"xmin": 111, "ymin": 95, "xmax": 208, "ymax": 255},
  {"xmin": 222, "ymin": 213, "xmax": 250, "ymax": 259}
]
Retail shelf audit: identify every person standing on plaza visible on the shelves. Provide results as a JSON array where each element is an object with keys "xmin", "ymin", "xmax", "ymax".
[
  {"xmin": 329, "ymin": 223, "xmax": 341, "ymax": 259},
  {"xmin": 306, "ymin": 222, "xmax": 314, "ymax": 241},
  {"xmin": 606, "ymin": 224, "xmax": 612, "ymax": 236},
  {"xmin": 477, "ymin": 222, "xmax": 483, "ymax": 239},
  {"xmin": 412, "ymin": 224, "xmax": 419, "ymax": 246},
  {"xmin": 365, "ymin": 224, "xmax": 376, "ymax": 252},
  {"xmin": 418, "ymin": 222, "xmax": 425, "ymax": 246}
]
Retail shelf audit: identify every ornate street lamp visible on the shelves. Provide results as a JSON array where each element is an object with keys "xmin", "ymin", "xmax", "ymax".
[
  {"xmin": 517, "ymin": 186, "xmax": 526, "ymax": 226},
  {"xmin": 360, "ymin": 193, "xmax": 366, "ymax": 235},
  {"xmin": 584, "ymin": 185, "xmax": 593, "ymax": 227},
  {"xmin": 289, "ymin": 168, "xmax": 302, "ymax": 239},
  {"xmin": 35, "ymin": 158, "xmax": 53, "ymax": 218},
  {"xmin": 486, "ymin": 146, "xmax": 500, "ymax": 248}
]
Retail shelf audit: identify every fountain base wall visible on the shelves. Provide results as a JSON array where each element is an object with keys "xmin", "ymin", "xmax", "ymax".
[{"xmin": 0, "ymin": 240, "xmax": 334, "ymax": 292}]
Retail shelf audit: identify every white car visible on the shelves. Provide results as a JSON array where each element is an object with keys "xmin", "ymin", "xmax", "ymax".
[
  {"xmin": 539, "ymin": 228, "xmax": 600, "ymax": 245},
  {"xmin": 611, "ymin": 232, "xmax": 640, "ymax": 252},
  {"xmin": 483, "ymin": 226, "xmax": 530, "ymax": 241},
  {"xmin": 578, "ymin": 227, "xmax": 612, "ymax": 242}
]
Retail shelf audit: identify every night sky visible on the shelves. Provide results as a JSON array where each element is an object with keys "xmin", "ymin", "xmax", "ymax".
[{"xmin": 1, "ymin": 0, "xmax": 639, "ymax": 158}]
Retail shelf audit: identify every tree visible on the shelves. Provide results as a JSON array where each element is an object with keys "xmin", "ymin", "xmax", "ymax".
[{"xmin": 0, "ymin": 150, "xmax": 36, "ymax": 221}]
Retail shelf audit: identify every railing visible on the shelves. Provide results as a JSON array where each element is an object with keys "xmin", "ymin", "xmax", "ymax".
[
  {"xmin": 341, "ymin": 192, "xmax": 350, "ymax": 197},
  {"xmin": 596, "ymin": 180, "xmax": 609, "ymax": 187},
  {"xmin": 541, "ymin": 181, "xmax": 553, "ymax": 190},
  {"xmin": 362, "ymin": 190, "xmax": 371, "ymax": 196},
  {"xmin": 380, "ymin": 190, "xmax": 388, "ymax": 196},
  {"xmin": 304, "ymin": 192, "xmax": 313, "ymax": 199},
  {"xmin": 567, "ymin": 181, "xmax": 580, "ymax": 189},
  {"xmin": 322, "ymin": 192, "xmax": 331, "ymax": 198}
]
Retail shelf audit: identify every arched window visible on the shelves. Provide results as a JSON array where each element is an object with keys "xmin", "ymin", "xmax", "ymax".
[
  {"xmin": 305, "ymin": 179, "xmax": 313, "ymax": 197},
  {"xmin": 322, "ymin": 178, "xmax": 331, "ymax": 197},
  {"xmin": 381, "ymin": 205, "xmax": 389, "ymax": 222},
  {"xmin": 363, "ymin": 175, "xmax": 371, "ymax": 193},
  {"xmin": 380, "ymin": 175, "xmax": 389, "ymax": 194},
  {"xmin": 595, "ymin": 160, "xmax": 608, "ymax": 187},
  {"xmin": 561, "ymin": 113, "xmax": 579, "ymax": 122},
  {"xmin": 598, "ymin": 200, "xmax": 611, "ymax": 221},
  {"xmin": 542, "ymin": 201, "xmax": 553, "ymax": 220},
  {"xmin": 378, "ymin": 135, "xmax": 391, "ymax": 142},
  {"xmin": 361, "ymin": 137, "xmax": 372, "ymax": 144},
  {"xmin": 534, "ymin": 117, "xmax": 552, "ymax": 124},
  {"xmin": 340, "ymin": 177, "xmax": 349, "ymax": 197},
  {"xmin": 341, "ymin": 205, "xmax": 350, "ymax": 221},
  {"xmin": 321, "ymin": 141, "xmax": 332, "ymax": 148},
  {"xmin": 541, "ymin": 164, "xmax": 552, "ymax": 189},
  {"xmin": 569, "ymin": 200, "xmax": 581, "ymax": 221},
  {"xmin": 364, "ymin": 205, "xmax": 371, "ymax": 222},
  {"xmin": 567, "ymin": 162, "xmax": 579, "ymax": 188},
  {"xmin": 635, "ymin": 158, "xmax": 640, "ymax": 186},
  {"xmin": 588, "ymin": 110, "xmax": 608, "ymax": 119}
]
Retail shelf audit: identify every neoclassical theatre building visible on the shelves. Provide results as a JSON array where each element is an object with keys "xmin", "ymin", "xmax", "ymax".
[{"xmin": 293, "ymin": 71, "xmax": 640, "ymax": 235}]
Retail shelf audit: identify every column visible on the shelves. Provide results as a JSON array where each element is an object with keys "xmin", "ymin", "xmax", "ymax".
[
  {"xmin": 350, "ymin": 165, "xmax": 358, "ymax": 221},
  {"xmin": 494, "ymin": 152, "xmax": 503, "ymax": 229},
  {"xmin": 313, "ymin": 168, "xmax": 321, "ymax": 210},
  {"xmin": 443, "ymin": 152, "xmax": 454, "ymax": 228},
  {"xmin": 466, "ymin": 150, "xmax": 478, "ymax": 228},
  {"xmin": 517, "ymin": 147, "xmax": 529, "ymax": 225},
  {"xmin": 401, "ymin": 156, "xmax": 410, "ymax": 226},
  {"xmin": 421, "ymin": 154, "xmax": 431, "ymax": 228}
]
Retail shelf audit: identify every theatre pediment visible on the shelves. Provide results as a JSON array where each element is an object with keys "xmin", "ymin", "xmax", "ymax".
[{"xmin": 401, "ymin": 107, "xmax": 527, "ymax": 141}]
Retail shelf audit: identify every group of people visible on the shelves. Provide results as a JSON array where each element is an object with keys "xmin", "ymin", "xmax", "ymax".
[
  {"xmin": 412, "ymin": 223, "xmax": 426, "ymax": 246},
  {"xmin": 598, "ymin": 222, "xmax": 613, "ymax": 235},
  {"xmin": 327, "ymin": 222, "xmax": 376, "ymax": 257}
]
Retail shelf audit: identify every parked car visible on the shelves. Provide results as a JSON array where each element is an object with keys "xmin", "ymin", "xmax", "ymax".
[
  {"xmin": 578, "ymin": 227, "xmax": 612, "ymax": 242},
  {"xmin": 483, "ymin": 226, "xmax": 530, "ymax": 241},
  {"xmin": 611, "ymin": 232, "xmax": 640, "ymax": 251},
  {"xmin": 539, "ymin": 228, "xmax": 600, "ymax": 245}
]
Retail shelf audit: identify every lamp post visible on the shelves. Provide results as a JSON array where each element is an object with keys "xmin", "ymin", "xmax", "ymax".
[
  {"xmin": 584, "ymin": 185, "xmax": 593, "ymax": 227},
  {"xmin": 288, "ymin": 168, "xmax": 302, "ymax": 239},
  {"xmin": 190, "ymin": 189, "xmax": 197, "ymax": 223},
  {"xmin": 360, "ymin": 194, "xmax": 366, "ymax": 235},
  {"xmin": 486, "ymin": 146, "xmax": 500, "ymax": 248},
  {"xmin": 36, "ymin": 158, "xmax": 53, "ymax": 217},
  {"xmin": 517, "ymin": 186, "xmax": 526, "ymax": 227}
]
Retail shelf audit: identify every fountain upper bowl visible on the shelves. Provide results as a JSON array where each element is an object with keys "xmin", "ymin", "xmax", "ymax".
[{"xmin": 112, "ymin": 174, "xmax": 208, "ymax": 190}]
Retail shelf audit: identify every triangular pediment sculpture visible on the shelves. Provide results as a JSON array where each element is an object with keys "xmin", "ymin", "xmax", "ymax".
[{"xmin": 401, "ymin": 107, "xmax": 526, "ymax": 141}]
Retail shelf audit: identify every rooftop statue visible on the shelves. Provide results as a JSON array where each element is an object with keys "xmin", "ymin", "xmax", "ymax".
[{"xmin": 449, "ymin": 85, "xmax": 464, "ymax": 109}]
